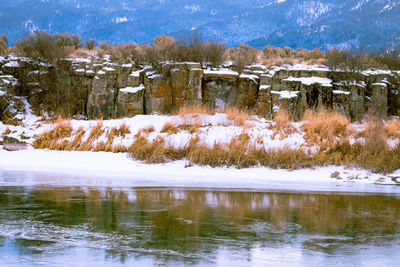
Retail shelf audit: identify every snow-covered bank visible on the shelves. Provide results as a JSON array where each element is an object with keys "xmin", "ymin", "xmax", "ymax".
[{"xmin": 0, "ymin": 149, "xmax": 399, "ymax": 193}]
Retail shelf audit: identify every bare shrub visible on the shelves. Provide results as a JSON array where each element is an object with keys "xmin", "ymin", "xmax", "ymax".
[
  {"xmin": 203, "ymin": 42, "xmax": 226, "ymax": 67},
  {"xmin": 154, "ymin": 35, "xmax": 177, "ymax": 61},
  {"xmin": 373, "ymin": 47, "xmax": 400, "ymax": 70},
  {"xmin": 0, "ymin": 34, "xmax": 8, "ymax": 56},
  {"xmin": 325, "ymin": 48, "xmax": 349, "ymax": 70},
  {"xmin": 110, "ymin": 43, "xmax": 138, "ymax": 63},
  {"xmin": 175, "ymin": 31, "xmax": 204, "ymax": 64},
  {"xmin": 55, "ymin": 33, "xmax": 73, "ymax": 47},
  {"xmin": 230, "ymin": 44, "xmax": 258, "ymax": 74},
  {"xmin": 85, "ymin": 38, "xmax": 97, "ymax": 50},
  {"xmin": 141, "ymin": 44, "xmax": 160, "ymax": 68},
  {"xmin": 70, "ymin": 33, "xmax": 82, "ymax": 50},
  {"xmin": 16, "ymin": 31, "xmax": 72, "ymax": 61}
]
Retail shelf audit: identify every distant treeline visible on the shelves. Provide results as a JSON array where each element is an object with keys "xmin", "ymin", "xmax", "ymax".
[{"xmin": 0, "ymin": 31, "xmax": 400, "ymax": 71}]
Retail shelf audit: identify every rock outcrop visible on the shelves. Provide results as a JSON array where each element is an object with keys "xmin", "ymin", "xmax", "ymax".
[{"xmin": 0, "ymin": 57, "xmax": 399, "ymax": 122}]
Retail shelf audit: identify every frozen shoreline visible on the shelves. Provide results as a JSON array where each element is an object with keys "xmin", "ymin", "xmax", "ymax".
[{"xmin": 0, "ymin": 149, "xmax": 399, "ymax": 193}]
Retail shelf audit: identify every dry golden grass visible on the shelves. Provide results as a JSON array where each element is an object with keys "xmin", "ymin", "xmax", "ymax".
[
  {"xmin": 3, "ymin": 128, "xmax": 11, "ymax": 135},
  {"xmin": 161, "ymin": 122, "xmax": 179, "ymax": 135},
  {"xmin": 384, "ymin": 119, "xmax": 400, "ymax": 139},
  {"xmin": 1, "ymin": 115, "xmax": 22, "ymax": 126},
  {"xmin": 64, "ymin": 127, "xmax": 85, "ymax": 151},
  {"xmin": 106, "ymin": 124, "xmax": 130, "ymax": 145},
  {"xmin": 302, "ymin": 109, "xmax": 351, "ymax": 148},
  {"xmin": 112, "ymin": 144, "xmax": 128, "ymax": 153},
  {"xmin": 79, "ymin": 121, "xmax": 105, "ymax": 151},
  {"xmin": 255, "ymin": 147, "xmax": 315, "ymax": 170},
  {"xmin": 33, "ymin": 119, "xmax": 73, "ymax": 149},
  {"xmin": 178, "ymin": 104, "xmax": 215, "ymax": 116},
  {"xmin": 135, "ymin": 125, "xmax": 155, "ymax": 137},
  {"xmin": 30, "ymin": 110, "xmax": 399, "ymax": 173},
  {"xmin": 128, "ymin": 136, "xmax": 167, "ymax": 163},
  {"xmin": 271, "ymin": 108, "xmax": 297, "ymax": 139},
  {"xmin": 225, "ymin": 107, "xmax": 251, "ymax": 126}
]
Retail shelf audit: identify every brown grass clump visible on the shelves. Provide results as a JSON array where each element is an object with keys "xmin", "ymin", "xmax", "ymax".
[
  {"xmin": 178, "ymin": 104, "xmax": 215, "ymax": 116},
  {"xmin": 313, "ymin": 118, "xmax": 400, "ymax": 173},
  {"xmin": 271, "ymin": 108, "xmax": 297, "ymax": 139},
  {"xmin": 384, "ymin": 119, "xmax": 400, "ymax": 139},
  {"xmin": 93, "ymin": 141, "xmax": 107, "ymax": 152},
  {"xmin": 64, "ymin": 127, "xmax": 85, "ymax": 151},
  {"xmin": 128, "ymin": 136, "xmax": 167, "ymax": 163},
  {"xmin": 79, "ymin": 121, "xmax": 105, "ymax": 151},
  {"xmin": 112, "ymin": 144, "xmax": 128, "ymax": 153},
  {"xmin": 255, "ymin": 147, "xmax": 315, "ymax": 170},
  {"xmin": 3, "ymin": 128, "xmax": 11, "ymax": 135},
  {"xmin": 187, "ymin": 133, "xmax": 257, "ymax": 168},
  {"xmin": 33, "ymin": 119, "xmax": 73, "ymax": 149},
  {"xmin": 106, "ymin": 124, "xmax": 130, "ymax": 143},
  {"xmin": 225, "ymin": 107, "xmax": 251, "ymax": 126},
  {"xmin": 226, "ymin": 132, "xmax": 258, "ymax": 168},
  {"xmin": 302, "ymin": 109, "xmax": 351, "ymax": 148},
  {"xmin": 187, "ymin": 143, "xmax": 227, "ymax": 167},
  {"xmin": 135, "ymin": 126, "xmax": 155, "ymax": 137},
  {"xmin": 117, "ymin": 123, "xmax": 131, "ymax": 137},
  {"xmin": 161, "ymin": 122, "xmax": 179, "ymax": 135},
  {"xmin": 2, "ymin": 115, "xmax": 22, "ymax": 126}
]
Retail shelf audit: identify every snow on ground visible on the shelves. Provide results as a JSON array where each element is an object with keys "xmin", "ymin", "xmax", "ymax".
[
  {"xmin": 0, "ymin": 100, "xmax": 399, "ymax": 191},
  {"xmin": 0, "ymin": 149, "xmax": 399, "ymax": 193},
  {"xmin": 0, "ymin": 117, "xmax": 399, "ymax": 192}
]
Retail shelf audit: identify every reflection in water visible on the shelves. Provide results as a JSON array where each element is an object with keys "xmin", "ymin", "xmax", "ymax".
[{"xmin": 0, "ymin": 186, "xmax": 399, "ymax": 266}]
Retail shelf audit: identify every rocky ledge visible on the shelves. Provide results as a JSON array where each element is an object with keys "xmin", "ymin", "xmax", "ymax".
[{"xmin": 1, "ymin": 57, "xmax": 399, "ymax": 121}]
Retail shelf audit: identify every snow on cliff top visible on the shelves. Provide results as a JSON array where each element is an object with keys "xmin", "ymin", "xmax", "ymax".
[{"xmin": 284, "ymin": 76, "xmax": 332, "ymax": 86}]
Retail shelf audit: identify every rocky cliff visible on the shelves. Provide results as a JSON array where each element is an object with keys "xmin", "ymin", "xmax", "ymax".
[{"xmin": 1, "ymin": 57, "xmax": 399, "ymax": 122}]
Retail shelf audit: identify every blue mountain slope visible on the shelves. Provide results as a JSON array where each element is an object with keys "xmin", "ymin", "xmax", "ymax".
[{"xmin": 0, "ymin": 0, "xmax": 399, "ymax": 50}]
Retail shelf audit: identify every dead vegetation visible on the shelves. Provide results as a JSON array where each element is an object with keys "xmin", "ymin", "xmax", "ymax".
[
  {"xmin": 384, "ymin": 118, "xmax": 400, "ymax": 139},
  {"xmin": 178, "ymin": 104, "xmax": 215, "ymax": 116},
  {"xmin": 33, "ymin": 118, "xmax": 73, "ymax": 149},
  {"xmin": 301, "ymin": 109, "xmax": 351, "ymax": 148},
  {"xmin": 270, "ymin": 108, "xmax": 297, "ymax": 139},
  {"xmin": 31, "ymin": 109, "xmax": 400, "ymax": 173},
  {"xmin": 225, "ymin": 107, "xmax": 251, "ymax": 127},
  {"xmin": 160, "ymin": 122, "xmax": 179, "ymax": 135}
]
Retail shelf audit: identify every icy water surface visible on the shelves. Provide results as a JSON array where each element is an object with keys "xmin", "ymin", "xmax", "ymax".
[{"xmin": 0, "ymin": 173, "xmax": 399, "ymax": 266}]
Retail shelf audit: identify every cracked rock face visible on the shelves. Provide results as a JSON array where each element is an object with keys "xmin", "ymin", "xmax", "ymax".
[{"xmin": 0, "ymin": 58, "xmax": 398, "ymax": 121}]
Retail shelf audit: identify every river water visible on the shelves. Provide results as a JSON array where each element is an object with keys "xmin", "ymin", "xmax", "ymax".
[{"xmin": 0, "ymin": 171, "xmax": 399, "ymax": 266}]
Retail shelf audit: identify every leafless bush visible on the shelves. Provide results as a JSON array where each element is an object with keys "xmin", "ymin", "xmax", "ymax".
[
  {"xmin": 70, "ymin": 33, "xmax": 82, "ymax": 50},
  {"xmin": 203, "ymin": 42, "xmax": 226, "ymax": 67},
  {"xmin": 109, "ymin": 43, "xmax": 139, "ymax": 63},
  {"xmin": 230, "ymin": 44, "xmax": 258, "ymax": 73},
  {"xmin": 325, "ymin": 48, "xmax": 349, "ymax": 70},
  {"xmin": 373, "ymin": 47, "xmax": 400, "ymax": 70},
  {"xmin": 16, "ymin": 31, "xmax": 72, "ymax": 61},
  {"xmin": 85, "ymin": 38, "xmax": 97, "ymax": 50},
  {"xmin": 0, "ymin": 33, "xmax": 7, "ymax": 56},
  {"xmin": 154, "ymin": 35, "xmax": 177, "ymax": 61},
  {"xmin": 173, "ymin": 32, "xmax": 205, "ymax": 63}
]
